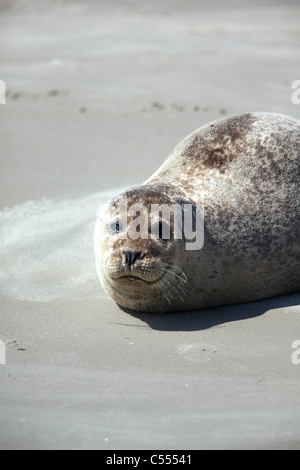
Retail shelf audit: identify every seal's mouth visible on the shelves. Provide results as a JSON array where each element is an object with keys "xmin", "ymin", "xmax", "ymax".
[{"xmin": 116, "ymin": 271, "xmax": 167, "ymax": 286}]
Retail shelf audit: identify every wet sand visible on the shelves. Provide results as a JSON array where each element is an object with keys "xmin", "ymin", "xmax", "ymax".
[{"xmin": 0, "ymin": 0, "xmax": 300, "ymax": 449}]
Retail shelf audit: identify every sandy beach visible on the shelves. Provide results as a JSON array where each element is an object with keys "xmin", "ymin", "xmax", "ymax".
[{"xmin": 0, "ymin": 0, "xmax": 300, "ymax": 449}]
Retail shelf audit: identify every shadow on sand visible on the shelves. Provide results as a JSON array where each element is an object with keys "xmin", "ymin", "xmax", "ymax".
[{"xmin": 119, "ymin": 293, "xmax": 300, "ymax": 332}]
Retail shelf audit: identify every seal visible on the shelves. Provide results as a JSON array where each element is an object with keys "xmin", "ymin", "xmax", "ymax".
[{"xmin": 94, "ymin": 112, "xmax": 300, "ymax": 313}]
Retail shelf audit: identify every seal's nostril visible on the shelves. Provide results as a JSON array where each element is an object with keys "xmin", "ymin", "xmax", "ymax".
[{"xmin": 123, "ymin": 250, "xmax": 141, "ymax": 267}]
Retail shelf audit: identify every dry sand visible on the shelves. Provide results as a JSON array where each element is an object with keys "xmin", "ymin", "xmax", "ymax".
[{"xmin": 0, "ymin": 0, "xmax": 300, "ymax": 450}]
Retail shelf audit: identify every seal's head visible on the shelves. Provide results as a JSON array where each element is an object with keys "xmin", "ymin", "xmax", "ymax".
[{"xmin": 94, "ymin": 184, "xmax": 194, "ymax": 312}]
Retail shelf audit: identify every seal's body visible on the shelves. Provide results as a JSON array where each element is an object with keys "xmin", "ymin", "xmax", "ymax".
[{"xmin": 94, "ymin": 113, "xmax": 300, "ymax": 312}]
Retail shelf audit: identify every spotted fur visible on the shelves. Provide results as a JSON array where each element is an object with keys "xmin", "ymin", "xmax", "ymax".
[{"xmin": 95, "ymin": 113, "xmax": 300, "ymax": 312}]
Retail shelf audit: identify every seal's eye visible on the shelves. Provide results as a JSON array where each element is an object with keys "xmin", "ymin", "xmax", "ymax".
[
  {"xmin": 151, "ymin": 220, "xmax": 171, "ymax": 240},
  {"xmin": 109, "ymin": 220, "xmax": 123, "ymax": 235}
]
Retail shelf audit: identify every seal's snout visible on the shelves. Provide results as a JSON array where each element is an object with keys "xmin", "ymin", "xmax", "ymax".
[{"xmin": 123, "ymin": 250, "xmax": 141, "ymax": 267}]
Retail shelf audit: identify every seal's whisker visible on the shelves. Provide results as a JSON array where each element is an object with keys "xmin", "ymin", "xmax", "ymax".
[
  {"xmin": 149, "ymin": 268, "xmax": 176, "ymax": 305},
  {"xmin": 150, "ymin": 265, "xmax": 187, "ymax": 302},
  {"xmin": 169, "ymin": 271, "xmax": 187, "ymax": 286},
  {"xmin": 166, "ymin": 276, "xmax": 187, "ymax": 298},
  {"xmin": 159, "ymin": 263, "xmax": 187, "ymax": 285},
  {"xmin": 162, "ymin": 276, "xmax": 186, "ymax": 303},
  {"xmin": 151, "ymin": 265, "xmax": 186, "ymax": 288},
  {"xmin": 159, "ymin": 262, "xmax": 187, "ymax": 276},
  {"xmin": 160, "ymin": 271, "xmax": 186, "ymax": 293},
  {"xmin": 156, "ymin": 279, "xmax": 173, "ymax": 305}
]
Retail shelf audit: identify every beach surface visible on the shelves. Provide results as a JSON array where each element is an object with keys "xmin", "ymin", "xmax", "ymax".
[{"xmin": 0, "ymin": 0, "xmax": 300, "ymax": 449}]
